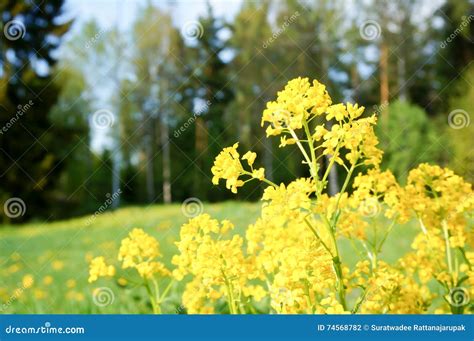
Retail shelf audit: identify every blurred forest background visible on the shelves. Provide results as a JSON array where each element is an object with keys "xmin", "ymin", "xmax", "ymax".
[{"xmin": 0, "ymin": 0, "xmax": 472, "ymax": 222}]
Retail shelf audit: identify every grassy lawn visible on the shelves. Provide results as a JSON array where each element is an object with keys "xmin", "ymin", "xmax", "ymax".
[{"xmin": 0, "ymin": 201, "xmax": 418, "ymax": 314}]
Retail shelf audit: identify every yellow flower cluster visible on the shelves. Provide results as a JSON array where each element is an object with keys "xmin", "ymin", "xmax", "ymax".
[
  {"xmin": 118, "ymin": 228, "xmax": 170, "ymax": 279},
  {"xmin": 351, "ymin": 260, "xmax": 431, "ymax": 314},
  {"xmin": 90, "ymin": 78, "xmax": 473, "ymax": 315},
  {"xmin": 211, "ymin": 143, "xmax": 265, "ymax": 193},
  {"xmin": 88, "ymin": 256, "xmax": 115, "ymax": 283},
  {"xmin": 211, "ymin": 78, "xmax": 473, "ymax": 314},
  {"xmin": 261, "ymin": 77, "xmax": 331, "ymax": 135},
  {"xmin": 172, "ymin": 214, "xmax": 265, "ymax": 314},
  {"xmin": 88, "ymin": 228, "xmax": 172, "ymax": 314}
]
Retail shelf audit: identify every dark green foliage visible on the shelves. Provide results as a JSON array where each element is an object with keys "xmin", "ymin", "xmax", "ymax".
[
  {"xmin": 376, "ymin": 100, "xmax": 444, "ymax": 183},
  {"xmin": 0, "ymin": 0, "xmax": 472, "ymax": 222},
  {"xmin": 0, "ymin": 0, "xmax": 77, "ymax": 222}
]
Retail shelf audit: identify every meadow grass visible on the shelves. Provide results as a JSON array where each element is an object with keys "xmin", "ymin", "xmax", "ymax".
[{"xmin": 0, "ymin": 201, "xmax": 418, "ymax": 313}]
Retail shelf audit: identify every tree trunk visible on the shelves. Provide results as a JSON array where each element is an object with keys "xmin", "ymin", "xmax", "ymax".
[
  {"xmin": 194, "ymin": 116, "xmax": 208, "ymax": 196},
  {"xmin": 111, "ymin": 149, "xmax": 121, "ymax": 208},
  {"xmin": 160, "ymin": 115, "xmax": 171, "ymax": 203},
  {"xmin": 380, "ymin": 42, "xmax": 390, "ymax": 115},
  {"xmin": 145, "ymin": 123, "xmax": 155, "ymax": 202},
  {"xmin": 398, "ymin": 56, "xmax": 407, "ymax": 101},
  {"xmin": 159, "ymin": 79, "xmax": 172, "ymax": 204},
  {"xmin": 263, "ymin": 135, "xmax": 273, "ymax": 181},
  {"xmin": 351, "ymin": 62, "xmax": 360, "ymax": 100}
]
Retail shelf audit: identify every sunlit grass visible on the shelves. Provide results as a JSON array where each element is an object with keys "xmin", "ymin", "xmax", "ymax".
[{"xmin": 0, "ymin": 201, "xmax": 417, "ymax": 313}]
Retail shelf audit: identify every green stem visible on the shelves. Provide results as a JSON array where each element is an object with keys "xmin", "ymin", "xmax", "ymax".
[
  {"xmin": 303, "ymin": 120, "xmax": 319, "ymax": 179},
  {"xmin": 242, "ymin": 170, "xmax": 277, "ymax": 188},
  {"xmin": 144, "ymin": 279, "xmax": 160, "ymax": 314},
  {"xmin": 289, "ymin": 129, "xmax": 315, "ymax": 176},
  {"xmin": 325, "ymin": 162, "xmax": 358, "ymax": 311},
  {"xmin": 304, "ymin": 217, "xmax": 333, "ymax": 257},
  {"xmin": 333, "ymin": 255, "xmax": 347, "ymax": 311},
  {"xmin": 333, "ymin": 162, "xmax": 356, "ymax": 217},
  {"xmin": 221, "ymin": 270, "xmax": 237, "ymax": 314},
  {"xmin": 458, "ymin": 247, "xmax": 472, "ymax": 270},
  {"xmin": 375, "ymin": 219, "xmax": 397, "ymax": 254},
  {"xmin": 442, "ymin": 220, "xmax": 454, "ymax": 278},
  {"xmin": 159, "ymin": 279, "xmax": 174, "ymax": 302},
  {"xmin": 351, "ymin": 288, "xmax": 368, "ymax": 314},
  {"xmin": 321, "ymin": 145, "xmax": 342, "ymax": 185}
]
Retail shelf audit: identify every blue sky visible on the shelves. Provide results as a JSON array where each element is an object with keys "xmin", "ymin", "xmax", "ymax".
[{"xmin": 64, "ymin": 0, "xmax": 242, "ymax": 32}]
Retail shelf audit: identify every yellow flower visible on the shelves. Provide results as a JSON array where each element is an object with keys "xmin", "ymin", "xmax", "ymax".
[
  {"xmin": 326, "ymin": 103, "xmax": 348, "ymax": 121},
  {"xmin": 173, "ymin": 214, "xmax": 259, "ymax": 312},
  {"xmin": 261, "ymin": 77, "xmax": 331, "ymax": 135},
  {"xmin": 117, "ymin": 277, "xmax": 128, "ymax": 286},
  {"xmin": 66, "ymin": 279, "xmax": 76, "ymax": 288},
  {"xmin": 212, "ymin": 144, "xmax": 267, "ymax": 193},
  {"xmin": 22, "ymin": 274, "xmax": 34, "ymax": 288},
  {"xmin": 211, "ymin": 143, "xmax": 244, "ymax": 193},
  {"xmin": 52, "ymin": 260, "xmax": 64, "ymax": 271},
  {"xmin": 118, "ymin": 228, "xmax": 169, "ymax": 279},
  {"xmin": 34, "ymin": 289, "xmax": 47, "ymax": 300},
  {"xmin": 42, "ymin": 276, "xmax": 54, "ymax": 286},
  {"xmin": 242, "ymin": 151, "xmax": 257, "ymax": 167},
  {"xmin": 88, "ymin": 256, "xmax": 115, "ymax": 283}
]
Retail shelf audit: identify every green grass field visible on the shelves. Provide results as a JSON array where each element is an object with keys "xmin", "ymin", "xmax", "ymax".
[{"xmin": 0, "ymin": 202, "xmax": 418, "ymax": 314}]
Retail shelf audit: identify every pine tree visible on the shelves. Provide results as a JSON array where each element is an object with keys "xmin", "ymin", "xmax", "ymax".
[{"xmin": 0, "ymin": 0, "xmax": 74, "ymax": 221}]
